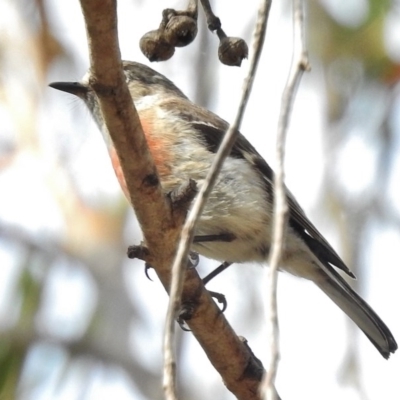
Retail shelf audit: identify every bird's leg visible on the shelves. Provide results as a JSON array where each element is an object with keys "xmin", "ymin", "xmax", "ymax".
[
  {"xmin": 128, "ymin": 237, "xmax": 231, "ymax": 316},
  {"xmin": 200, "ymin": 261, "xmax": 232, "ymax": 312},
  {"xmin": 202, "ymin": 261, "xmax": 232, "ymax": 285},
  {"xmin": 188, "ymin": 253, "xmax": 231, "ymax": 312},
  {"xmin": 192, "ymin": 235, "xmax": 234, "ymax": 312}
]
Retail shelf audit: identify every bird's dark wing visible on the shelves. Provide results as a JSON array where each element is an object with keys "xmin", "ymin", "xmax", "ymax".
[{"xmin": 176, "ymin": 102, "xmax": 355, "ymax": 278}]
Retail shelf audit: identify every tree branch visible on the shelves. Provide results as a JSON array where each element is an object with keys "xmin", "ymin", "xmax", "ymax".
[
  {"xmin": 78, "ymin": 1, "xmax": 267, "ymax": 399},
  {"xmin": 260, "ymin": 0, "xmax": 310, "ymax": 399}
]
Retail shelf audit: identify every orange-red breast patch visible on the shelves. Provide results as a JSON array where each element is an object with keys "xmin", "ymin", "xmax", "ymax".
[
  {"xmin": 139, "ymin": 109, "xmax": 172, "ymax": 177},
  {"xmin": 109, "ymin": 147, "xmax": 130, "ymax": 198},
  {"xmin": 107, "ymin": 108, "xmax": 173, "ymax": 198}
]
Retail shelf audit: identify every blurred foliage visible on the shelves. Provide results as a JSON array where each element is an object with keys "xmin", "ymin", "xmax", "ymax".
[
  {"xmin": 309, "ymin": 0, "xmax": 400, "ymax": 119},
  {"xmin": 309, "ymin": 0, "xmax": 400, "ymax": 392}
]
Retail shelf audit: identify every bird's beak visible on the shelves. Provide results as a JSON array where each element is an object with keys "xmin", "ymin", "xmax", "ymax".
[{"xmin": 49, "ymin": 81, "xmax": 88, "ymax": 98}]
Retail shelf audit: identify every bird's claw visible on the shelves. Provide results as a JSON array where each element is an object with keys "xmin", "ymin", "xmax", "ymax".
[
  {"xmin": 177, "ymin": 302, "xmax": 195, "ymax": 331},
  {"xmin": 188, "ymin": 251, "xmax": 199, "ymax": 268},
  {"xmin": 208, "ymin": 290, "xmax": 227, "ymax": 312},
  {"xmin": 144, "ymin": 263, "xmax": 154, "ymax": 281}
]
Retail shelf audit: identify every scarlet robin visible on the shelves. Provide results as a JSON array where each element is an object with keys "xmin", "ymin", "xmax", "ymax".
[{"xmin": 50, "ymin": 61, "xmax": 397, "ymax": 359}]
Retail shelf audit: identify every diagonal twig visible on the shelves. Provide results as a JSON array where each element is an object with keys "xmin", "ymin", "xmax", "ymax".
[{"xmin": 163, "ymin": 0, "xmax": 273, "ymax": 398}]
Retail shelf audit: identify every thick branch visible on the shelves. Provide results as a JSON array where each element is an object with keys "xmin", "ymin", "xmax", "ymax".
[{"xmin": 79, "ymin": 1, "xmax": 265, "ymax": 399}]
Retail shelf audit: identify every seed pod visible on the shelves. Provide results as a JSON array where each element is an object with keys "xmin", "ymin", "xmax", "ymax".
[
  {"xmin": 164, "ymin": 15, "xmax": 198, "ymax": 47},
  {"xmin": 140, "ymin": 30, "xmax": 175, "ymax": 62},
  {"xmin": 218, "ymin": 36, "xmax": 248, "ymax": 67}
]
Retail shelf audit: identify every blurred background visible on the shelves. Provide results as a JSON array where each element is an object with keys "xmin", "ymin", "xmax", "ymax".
[{"xmin": 1, "ymin": 0, "xmax": 400, "ymax": 399}]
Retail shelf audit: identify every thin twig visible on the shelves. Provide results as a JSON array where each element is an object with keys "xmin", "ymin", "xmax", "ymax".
[
  {"xmin": 260, "ymin": 0, "xmax": 310, "ymax": 399},
  {"xmin": 199, "ymin": 0, "xmax": 221, "ymax": 31},
  {"xmin": 187, "ymin": 0, "xmax": 198, "ymax": 16},
  {"xmin": 163, "ymin": 0, "xmax": 273, "ymax": 398}
]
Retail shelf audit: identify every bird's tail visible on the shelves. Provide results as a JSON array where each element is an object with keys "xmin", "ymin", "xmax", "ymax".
[{"xmin": 313, "ymin": 266, "xmax": 397, "ymax": 359}]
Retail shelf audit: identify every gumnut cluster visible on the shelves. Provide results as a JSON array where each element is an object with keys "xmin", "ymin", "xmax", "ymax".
[
  {"xmin": 140, "ymin": 8, "xmax": 198, "ymax": 62},
  {"xmin": 140, "ymin": 2, "xmax": 248, "ymax": 67}
]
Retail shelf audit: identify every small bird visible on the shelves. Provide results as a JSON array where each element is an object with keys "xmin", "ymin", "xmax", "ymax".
[{"xmin": 50, "ymin": 61, "xmax": 397, "ymax": 359}]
